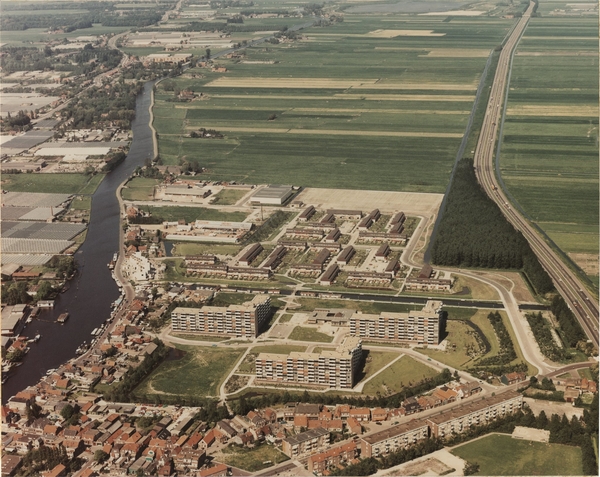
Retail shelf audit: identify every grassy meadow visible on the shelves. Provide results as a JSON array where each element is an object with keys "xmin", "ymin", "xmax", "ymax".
[
  {"xmin": 153, "ymin": 13, "xmax": 514, "ymax": 192},
  {"xmin": 451, "ymin": 433, "xmax": 583, "ymax": 475},
  {"xmin": 499, "ymin": 13, "xmax": 599, "ymax": 281}
]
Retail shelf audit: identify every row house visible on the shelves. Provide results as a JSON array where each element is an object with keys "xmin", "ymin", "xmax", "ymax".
[
  {"xmin": 426, "ymin": 391, "xmax": 523, "ymax": 438},
  {"xmin": 281, "ymin": 427, "xmax": 330, "ymax": 458},
  {"xmin": 308, "ymin": 441, "xmax": 358, "ymax": 474},
  {"xmin": 360, "ymin": 419, "xmax": 429, "ymax": 458}
]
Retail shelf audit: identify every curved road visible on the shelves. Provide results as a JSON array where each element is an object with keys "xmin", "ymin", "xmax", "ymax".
[{"xmin": 472, "ymin": 1, "xmax": 599, "ymax": 348}]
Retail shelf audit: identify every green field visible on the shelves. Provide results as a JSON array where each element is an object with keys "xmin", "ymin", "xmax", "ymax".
[
  {"xmin": 153, "ymin": 13, "xmax": 515, "ymax": 192},
  {"xmin": 210, "ymin": 189, "xmax": 249, "ymax": 205},
  {"xmin": 169, "ymin": 242, "xmax": 241, "ymax": 256},
  {"xmin": 145, "ymin": 205, "xmax": 247, "ymax": 223},
  {"xmin": 359, "ymin": 350, "xmax": 401, "ymax": 383},
  {"xmin": 362, "ymin": 355, "xmax": 438, "ymax": 396},
  {"xmin": 217, "ymin": 443, "xmax": 289, "ymax": 472},
  {"xmin": 135, "ymin": 345, "xmax": 244, "ymax": 398},
  {"xmin": 451, "ymin": 433, "xmax": 583, "ymax": 475},
  {"xmin": 1, "ymin": 173, "xmax": 104, "ymax": 194},
  {"xmin": 500, "ymin": 16, "xmax": 599, "ymax": 276},
  {"xmin": 121, "ymin": 178, "xmax": 159, "ymax": 201},
  {"xmin": 288, "ymin": 326, "xmax": 333, "ymax": 343}
]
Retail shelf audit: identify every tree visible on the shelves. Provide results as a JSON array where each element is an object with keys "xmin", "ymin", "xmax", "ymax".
[
  {"xmin": 35, "ymin": 281, "xmax": 54, "ymax": 301},
  {"xmin": 464, "ymin": 461, "xmax": 480, "ymax": 475},
  {"xmin": 205, "ymin": 48, "xmax": 211, "ymax": 60},
  {"xmin": 94, "ymin": 450, "xmax": 109, "ymax": 463}
]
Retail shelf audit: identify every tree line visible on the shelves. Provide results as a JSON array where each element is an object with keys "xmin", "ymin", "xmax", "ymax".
[
  {"xmin": 550, "ymin": 295, "xmax": 587, "ymax": 348},
  {"xmin": 526, "ymin": 312, "xmax": 571, "ymax": 362},
  {"xmin": 431, "ymin": 159, "xmax": 554, "ymax": 295}
]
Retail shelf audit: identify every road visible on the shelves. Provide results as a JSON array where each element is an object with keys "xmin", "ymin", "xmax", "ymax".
[{"xmin": 472, "ymin": 1, "xmax": 599, "ymax": 348}]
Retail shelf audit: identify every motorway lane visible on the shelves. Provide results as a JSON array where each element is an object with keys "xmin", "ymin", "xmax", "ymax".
[{"xmin": 472, "ymin": 1, "xmax": 599, "ymax": 347}]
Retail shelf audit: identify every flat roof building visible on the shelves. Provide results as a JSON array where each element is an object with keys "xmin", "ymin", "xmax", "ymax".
[
  {"xmin": 250, "ymin": 185, "xmax": 294, "ymax": 205},
  {"xmin": 360, "ymin": 419, "xmax": 429, "ymax": 458},
  {"xmin": 282, "ymin": 427, "xmax": 330, "ymax": 458},
  {"xmin": 350, "ymin": 300, "xmax": 443, "ymax": 345},
  {"xmin": 256, "ymin": 336, "xmax": 362, "ymax": 389},
  {"xmin": 171, "ymin": 295, "xmax": 271, "ymax": 338}
]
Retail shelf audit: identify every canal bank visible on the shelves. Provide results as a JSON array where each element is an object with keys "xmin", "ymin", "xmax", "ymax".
[{"xmin": 2, "ymin": 81, "xmax": 157, "ymax": 403}]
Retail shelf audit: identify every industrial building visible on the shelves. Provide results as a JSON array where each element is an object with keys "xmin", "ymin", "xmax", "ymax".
[
  {"xmin": 255, "ymin": 337, "xmax": 363, "ymax": 389},
  {"xmin": 170, "ymin": 295, "xmax": 271, "ymax": 338},
  {"xmin": 350, "ymin": 300, "xmax": 443, "ymax": 345},
  {"xmin": 249, "ymin": 185, "xmax": 295, "ymax": 205}
]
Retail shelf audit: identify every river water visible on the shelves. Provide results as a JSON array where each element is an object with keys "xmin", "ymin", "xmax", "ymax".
[{"xmin": 2, "ymin": 81, "xmax": 156, "ymax": 404}]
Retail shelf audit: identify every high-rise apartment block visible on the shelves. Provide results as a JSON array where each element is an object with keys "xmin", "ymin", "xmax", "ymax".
[
  {"xmin": 255, "ymin": 337, "xmax": 362, "ymax": 389},
  {"xmin": 350, "ymin": 300, "xmax": 443, "ymax": 345},
  {"xmin": 170, "ymin": 295, "xmax": 271, "ymax": 338}
]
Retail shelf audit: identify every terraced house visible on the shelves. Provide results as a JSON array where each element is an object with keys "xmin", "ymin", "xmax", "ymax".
[
  {"xmin": 170, "ymin": 295, "xmax": 271, "ymax": 337},
  {"xmin": 426, "ymin": 391, "xmax": 523, "ymax": 438}
]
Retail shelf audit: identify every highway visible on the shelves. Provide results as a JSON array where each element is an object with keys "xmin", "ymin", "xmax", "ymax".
[{"xmin": 472, "ymin": 1, "xmax": 599, "ymax": 348}]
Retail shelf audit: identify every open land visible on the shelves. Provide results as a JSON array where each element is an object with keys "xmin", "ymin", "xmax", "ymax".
[
  {"xmin": 362, "ymin": 355, "xmax": 439, "ymax": 396},
  {"xmin": 451, "ymin": 433, "xmax": 583, "ymax": 475},
  {"xmin": 499, "ymin": 15, "xmax": 599, "ymax": 284},
  {"xmin": 135, "ymin": 345, "xmax": 244, "ymax": 398},
  {"xmin": 153, "ymin": 14, "xmax": 514, "ymax": 193}
]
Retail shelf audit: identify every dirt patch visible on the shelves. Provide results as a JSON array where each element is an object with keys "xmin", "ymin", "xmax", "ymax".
[
  {"xmin": 568, "ymin": 253, "xmax": 599, "ymax": 275},
  {"xmin": 295, "ymin": 188, "xmax": 443, "ymax": 216},
  {"xmin": 291, "ymin": 107, "xmax": 471, "ymax": 115},
  {"xmin": 423, "ymin": 48, "xmax": 491, "ymax": 57},
  {"xmin": 507, "ymin": 104, "xmax": 598, "ymax": 117},
  {"xmin": 188, "ymin": 126, "xmax": 464, "ymax": 138},
  {"xmin": 396, "ymin": 457, "xmax": 452, "ymax": 475},
  {"xmin": 367, "ymin": 29, "xmax": 446, "ymax": 37},
  {"xmin": 337, "ymin": 93, "xmax": 474, "ymax": 101},
  {"xmin": 353, "ymin": 82, "xmax": 477, "ymax": 90},
  {"xmin": 206, "ymin": 77, "xmax": 378, "ymax": 89}
]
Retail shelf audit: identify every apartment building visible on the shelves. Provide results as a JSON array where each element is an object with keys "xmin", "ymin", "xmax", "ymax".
[
  {"xmin": 426, "ymin": 391, "xmax": 523, "ymax": 438},
  {"xmin": 350, "ymin": 300, "xmax": 443, "ymax": 345},
  {"xmin": 360, "ymin": 419, "xmax": 430, "ymax": 458},
  {"xmin": 170, "ymin": 295, "xmax": 271, "ymax": 338},
  {"xmin": 282, "ymin": 428, "xmax": 330, "ymax": 458},
  {"xmin": 308, "ymin": 441, "xmax": 358, "ymax": 473},
  {"xmin": 255, "ymin": 337, "xmax": 362, "ymax": 389}
]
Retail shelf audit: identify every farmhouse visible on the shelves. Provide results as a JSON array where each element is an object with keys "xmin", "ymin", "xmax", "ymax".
[{"xmin": 250, "ymin": 185, "xmax": 294, "ymax": 205}]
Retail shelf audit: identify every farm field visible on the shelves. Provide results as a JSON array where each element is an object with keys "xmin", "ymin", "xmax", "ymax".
[
  {"xmin": 1, "ymin": 173, "xmax": 104, "ymax": 194},
  {"xmin": 121, "ymin": 178, "xmax": 159, "ymax": 201},
  {"xmin": 145, "ymin": 205, "xmax": 247, "ymax": 223},
  {"xmin": 135, "ymin": 345, "xmax": 244, "ymax": 398},
  {"xmin": 451, "ymin": 433, "xmax": 583, "ymax": 475},
  {"xmin": 362, "ymin": 355, "xmax": 438, "ymax": 396},
  {"xmin": 153, "ymin": 13, "xmax": 515, "ymax": 192},
  {"xmin": 499, "ymin": 15, "xmax": 599, "ymax": 284}
]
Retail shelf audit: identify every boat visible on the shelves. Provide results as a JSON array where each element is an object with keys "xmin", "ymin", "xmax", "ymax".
[
  {"xmin": 1, "ymin": 376, "xmax": 9, "ymax": 384},
  {"xmin": 91, "ymin": 328, "xmax": 99, "ymax": 336},
  {"xmin": 34, "ymin": 334, "xmax": 41, "ymax": 342},
  {"xmin": 57, "ymin": 313, "xmax": 69, "ymax": 324},
  {"xmin": 46, "ymin": 368, "xmax": 56, "ymax": 375}
]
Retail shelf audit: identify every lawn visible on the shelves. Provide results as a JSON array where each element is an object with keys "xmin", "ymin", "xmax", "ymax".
[
  {"xmin": 294, "ymin": 298, "xmax": 423, "ymax": 315},
  {"xmin": 170, "ymin": 333, "xmax": 230, "ymax": 342},
  {"xmin": 217, "ymin": 443, "xmax": 289, "ymax": 472},
  {"xmin": 121, "ymin": 178, "xmax": 159, "ymax": 201},
  {"xmin": 288, "ymin": 326, "xmax": 333, "ymax": 343},
  {"xmin": 362, "ymin": 355, "xmax": 438, "ymax": 396},
  {"xmin": 451, "ymin": 433, "xmax": 583, "ymax": 475},
  {"xmin": 210, "ymin": 189, "xmax": 248, "ymax": 205},
  {"xmin": 135, "ymin": 345, "xmax": 244, "ymax": 398},
  {"xmin": 359, "ymin": 350, "xmax": 401, "ymax": 383},
  {"xmin": 145, "ymin": 205, "xmax": 247, "ymax": 223},
  {"xmin": 1, "ymin": 173, "xmax": 104, "ymax": 194}
]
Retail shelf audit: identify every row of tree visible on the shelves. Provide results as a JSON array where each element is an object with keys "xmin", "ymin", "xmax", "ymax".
[
  {"xmin": 526, "ymin": 312, "xmax": 571, "ymax": 362},
  {"xmin": 431, "ymin": 159, "xmax": 554, "ymax": 295},
  {"xmin": 550, "ymin": 295, "xmax": 587, "ymax": 348}
]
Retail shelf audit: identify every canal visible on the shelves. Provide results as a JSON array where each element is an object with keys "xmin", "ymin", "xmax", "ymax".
[{"xmin": 2, "ymin": 81, "xmax": 156, "ymax": 403}]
